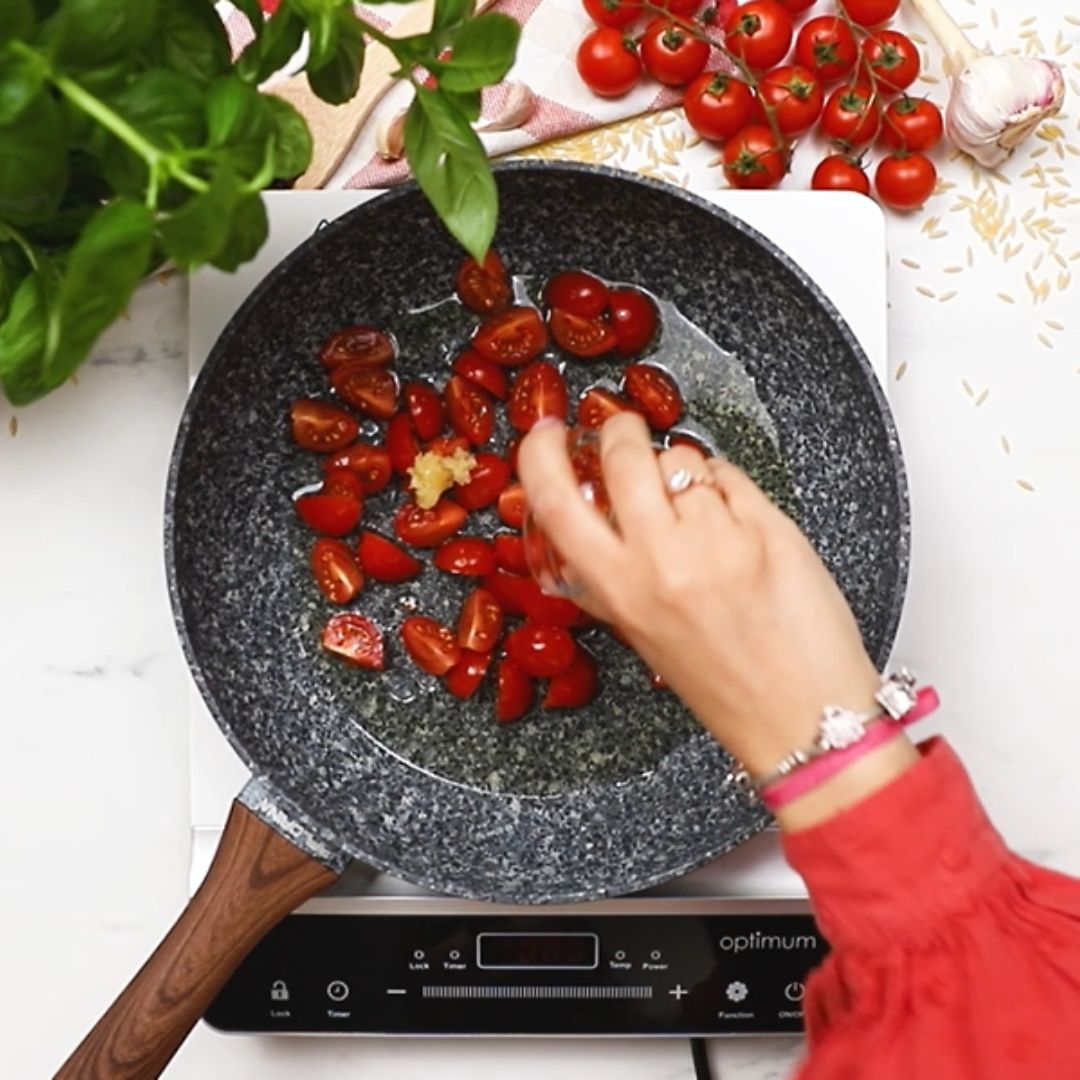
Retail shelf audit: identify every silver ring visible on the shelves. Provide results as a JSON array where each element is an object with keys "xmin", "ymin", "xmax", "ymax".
[{"xmin": 666, "ymin": 468, "xmax": 717, "ymax": 495}]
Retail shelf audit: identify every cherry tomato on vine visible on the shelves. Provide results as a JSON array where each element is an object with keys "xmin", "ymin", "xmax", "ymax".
[
  {"xmin": 583, "ymin": 0, "xmax": 643, "ymax": 29},
  {"xmin": 860, "ymin": 29, "xmax": 919, "ymax": 92},
  {"xmin": 875, "ymin": 152, "xmax": 937, "ymax": 210},
  {"xmin": 795, "ymin": 16, "xmax": 857, "ymax": 83},
  {"xmin": 837, "ymin": 0, "xmax": 900, "ymax": 28},
  {"xmin": 820, "ymin": 83, "xmax": 881, "ymax": 148},
  {"xmin": 682, "ymin": 72, "xmax": 755, "ymax": 142},
  {"xmin": 661, "ymin": 0, "xmax": 704, "ymax": 14},
  {"xmin": 775, "ymin": 0, "xmax": 816, "ymax": 12},
  {"xmin": 811, "ymin": 155, "xmax": 871, "ymax": 194},
  {"xmin": 722, "ymin": 125, "xmax": 786, "ymax": 189},
  {"xmin": 759, "ymin": 64, "xmax": 823, "ymax": 137},
  {"xmin": 723, "ymin": 0, "xmax": 794, "ymax": 72},
  {"xmin": 576, "ymin": 27, "xmax": 643, "ymax": 97},
  {"xmin": 881, "ymin": 97, "xmax": 943, "ymax": 152},
  {"xmin": 640, "ymin": 17, "xmax": 710, "ymax": 87}
]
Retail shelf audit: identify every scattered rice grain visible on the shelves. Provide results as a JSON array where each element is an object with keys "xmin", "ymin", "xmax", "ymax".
[
  {"xmin": 8, "ymin": 416, "xmax": 16, "ymax": 437},
  {"xmin": 1046, "ymin": 319, "xmax": 1065, "ymax": 331},
  {"xmin": 975, "ymin": 389, "xmax": 989, "ymax": 407},
  {"xmin": 895, "ymin": 361, "xmax": 908, "ymax": 381},
  {"xmin": 916, "ymin": 285, "xmax": 936, "ymax": 298},
  {"xmin": 998, "ymin": 292, "xmax": 1016, "ymax": 304},
  {"xmin": 1037, "ymin": 333, "xmax": 1054, "ymax": 349},
  {"xmin": 961, "ymin": 379, "xmax": 974, "ymax": 397},
  {"xmin": 1001, "ymin": 436, "xmax": 1012, "ymax": 455},
  {"xmin": 901, "ymin": 257, "xmax": 921, "ymax": 269},
  {"xmin": 1017, "ymin": 480, "xmax": 1035, "ymax": 492},
  {"xmin": 944, "ymin": 265, "xmax": 964, "ymax": 274},
  {"xmin": 939, "ymin": 290, "xmax": 958, "ymax": 302}
]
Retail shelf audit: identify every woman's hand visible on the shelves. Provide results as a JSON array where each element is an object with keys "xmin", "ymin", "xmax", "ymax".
[{"xmin": 518, "ymin": 413, "xmax": 884, "ymax": 780}]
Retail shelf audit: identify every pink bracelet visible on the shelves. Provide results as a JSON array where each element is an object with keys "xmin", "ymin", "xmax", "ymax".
[{"xmin": 760, "ymin": 686, "xmax": 940, "ymax": 812}]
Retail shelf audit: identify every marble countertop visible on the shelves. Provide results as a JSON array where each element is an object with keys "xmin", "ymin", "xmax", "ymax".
[{"xmin": 3, "ymin": 153, "xmax": 1080, "ymax": 1080}]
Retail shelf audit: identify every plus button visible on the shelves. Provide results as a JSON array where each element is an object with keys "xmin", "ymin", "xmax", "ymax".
[{"xmin": 669, "ymin": 984, "xmax": 689, "ymax": 1000}]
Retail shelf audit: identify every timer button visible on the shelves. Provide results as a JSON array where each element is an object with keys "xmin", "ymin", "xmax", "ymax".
[{"xmin": 326, "ymin": 980, "xmax": 350, "ymax": 1003}]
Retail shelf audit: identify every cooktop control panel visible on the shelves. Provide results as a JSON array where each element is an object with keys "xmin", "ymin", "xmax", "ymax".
[{"xmin": 206, "ymin": 914, "xmax": 826, "ymax": 1036}]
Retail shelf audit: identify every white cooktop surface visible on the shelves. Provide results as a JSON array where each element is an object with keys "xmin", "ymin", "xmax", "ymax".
[{"xmin": 187, "ymin": 189, "xmax": 888, "ymax": 904}]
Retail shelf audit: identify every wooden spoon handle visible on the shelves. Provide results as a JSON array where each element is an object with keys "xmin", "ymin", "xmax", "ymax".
[
  {"xmin": 54, "ymin": 801, "xmax": 339, "ymax": 1080},
  {"xmin": 273, "ymin": 0, "xmax": 499, "ymax": 190}
]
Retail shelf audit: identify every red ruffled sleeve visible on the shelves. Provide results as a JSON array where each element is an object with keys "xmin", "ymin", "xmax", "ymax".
[{"xmin": 783, "ymin": 737, "xmax": 1080, "ymax": 1079}]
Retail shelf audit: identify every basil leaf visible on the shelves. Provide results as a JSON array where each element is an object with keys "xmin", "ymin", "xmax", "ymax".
[
  {"xmin": 435, "ymin": 13, "xmax": 519, "ymax": 92},
  {"xmin": 158, "ymin": 168, "xmax": 240, "ymax": 269},
  {"xmin": 307, "ymin": 8, "xmax": 365, "ymax": 105},
  {"xmin": 204, "ymin": 74, "xmax": 273, "ymax": 179},
  {"xmin": 45, "ymin": 198, "xmax": 154, "ymax": 386},
  {"xmin": 238, "ymin": 8, "xmax": 305, "ymax": 84},
  {"xmin": 266, "ymin": 95, "xmax": 313, "ymax": 179},
  {"xmin": 0, "ymin": 272, "xmax": 49, "ymax": 401},
  {"xmin": 211, "ymin": 193, "xmax": 268, "ymax": 272},
  {"xmin": 149, "ymin": 0, "xmax": 232, "ymax": 85},
  {"xmin": 403, "ymin": 86, "xmax": 496, "ymax": 261},
  {"xmin": 0, "ymin": 241, "xmax": 29, "ymax": 326},
  {"xmin": 0, "ymin": 44, "xmax": 45, "ymax": 123},
  {"xmin": 432, "ymin": 0, "xmax": 475, "ymax": 31},
  {"xmin": 0, "ymin": 0, "xmax": 34, "ymax": 43},
  {"xmin": 0, "ymin": 91, "xmax": 67, "ymax": 226},
  {"xmin": 53, "ymin": 0, "xmax": 160, "ymax": 68},
  {"xmin": 446, "ymin": 88, "xmax": 481, "ymax": 122}
]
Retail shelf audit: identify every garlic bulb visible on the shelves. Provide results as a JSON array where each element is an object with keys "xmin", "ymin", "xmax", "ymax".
[
  {"xmin": 906, "ymin": 0, "xmax": 1065, "ymax": 169},
  {"xmin": 478, "ymin": 82, "xmax": 536, "ymax": 133},
  {"xmin": 375, "ymin": 109, "xmax": 407, "ymax": 162}
]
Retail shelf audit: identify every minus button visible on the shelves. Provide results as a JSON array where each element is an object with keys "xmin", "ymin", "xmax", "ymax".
[{"xmin": 386, "ymin": 988, "xmax": 408, "ymax": 996}]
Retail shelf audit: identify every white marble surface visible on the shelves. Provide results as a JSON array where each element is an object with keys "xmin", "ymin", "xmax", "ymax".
[{"xmin": 3, "ymin": 169, "xmax": 1080, "ymax": 1080}]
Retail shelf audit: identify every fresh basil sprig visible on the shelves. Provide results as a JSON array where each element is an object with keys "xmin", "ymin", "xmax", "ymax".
[{"xmin": 0, "ymin": 0, "xmax": 519, "ymax": 405}]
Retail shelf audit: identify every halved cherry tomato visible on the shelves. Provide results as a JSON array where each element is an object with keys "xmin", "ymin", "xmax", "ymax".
[
  {"xmin": 356, "ymin": 531, "xmax": 422, "ymax": 582},
  {"xmin": 508, "ymin": 361, "xmax": 569, "ymax": 432},
  {"xmin": 452, "ymin": 350, "xmax": 509, "ymax": 400},
  {"xmin": 401, "ymin": 616, "xmax": 461, "ymax": 676},
  {"xmin": 608, "ymin": 289, "xmax": 658, "ymax": 356},
  {"xmin": 543, "ymin": 271, "xmax": 610, "ymax": 319},
  {"xmin": 506, "ymin": 435, "xmax": 522, "ymax": 476},
  {"xmin": 683, "ymin": 72, "xmax": 756, "ymax": 143},
  {"xmin": 455, "ymin": 452, "xmax": 511, "ymax": 510},
  {"xmin": 321, "ymin": 468, "xmax": 365, "ymax": 503},
  {"xmin": 458, "ymin": 587, "xmax": 504, "ymax": 652},
  {"xmin": 881, "ymin": 97, "xmax": 943, "ymax": 152},
  {"xmin": 623, "ymin": 364, "xmax": 683, "ymax": 429},
  {"xmin": 394, "ymin": 498, "xmax": 467, "ymax": 548},
  {"xmin": 497, "ymin": 484, "xmax": 527, "ymax": 529},
  {"xmin": 795, "ymin": 16, "xmax": 857, "ymax": 83},
  {"xmin": 444, "ymin": 649, "xmax": 492, "ymax": 700},
  {"xmin": 506, "ymin": 623, "xmax": 577, "ymax": 678},
  {"xmin": 322, "ymin": 443, "xmax": 392, "ymax": 493},
  {"xmin": 861, "ymin": 29, "xmax": 919, "ymax": 92},
  {"xmin": 723, "ymin": 0, "xmax": 793, "ymax": 72},
  {"xmin": 577, "ymin": 386, "xmax": 638, "ymax": 428},
  {"xmin": 455, "ymin": 250, "xmax": 511, "ymax": 315},
  {"xmin": 310, "ymin": 538, "xmax": 364, "ymax": 604},
  {"xmin": 549, "ymin": 309, "xmax": 617, "ymax": 358},
  {"xmin": 522, "ymin": 585, "xmax": 586, "ymax": 628},
  {"xmin": 811, "ymin": 154, "xmax": 871, "ymax": 194},
  {"xmin": 331, "ymin": 363, "xmax": 398, "ymax": 419},
  {"xmin": 481, "ymin": 571, "xmax": 532, "ymax": 616},
  {"xmin": 435, "ymin": 537, "xmax": 497, "ymax": 576},
  {"xmin": 290, "ymin": 400, "xmax": 359, "ymax": 452},
  {"xmin": 759, "ymin": 64, "xmax": 824, "ymax": 137},
  {"xmin": 427, "ymin": 434, "xmax": 471, "ymax": 457},
  {"xmin": 820, "ymin": 83, "xmax": 881, "ymax": 148},
  {"xmin": 444, "ymin": 375, "xmax": 495, "ymax": 446},
  {"xmin": 386, "ymin": 412, "xmax": 420, "ymax": 474},
  {"xmin": 319, "ymin": 325, "xmax": 395, "ymax": 369},
  {"xmin": 496, "ymin": 657, "xmax": 534, "ymax": 723},
  {"xmin": 543, "ymin": 648, "xmax": 599, "ymax": 708},
  {"xmin": 322, "ymin": 613, "xmax": 384, "ymax": 669},
  {"xmin": 583, "ymin": 0, "xmax": 642, "ymax": 29},
  {"xmin": 494, "ymin": 534, "xmax": 530, "ymax": 575},
  {"xmin": 723, "ymin": 125, "xmax": 787, "ymax": 189},
  {"xmin": 472, "ymin": 306, "xmax": 547, "ymax": 366},
  {"xmin": 403, "ymin": 381, "xmax": 444, "ymax": 441},
  {"xmin": 295, "ymin": 493, "xmax": 361, "ymax": 536}
]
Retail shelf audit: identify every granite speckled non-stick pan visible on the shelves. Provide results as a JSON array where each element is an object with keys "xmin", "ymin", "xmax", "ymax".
[{"xmin": 58, "ymin": 163, "xmax": 908, "ymax": 1079}]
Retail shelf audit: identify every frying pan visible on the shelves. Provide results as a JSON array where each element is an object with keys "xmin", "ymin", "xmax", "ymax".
[{"xmin": 57, "ymin": 163, "xmax": 908, "ymax": 1078}]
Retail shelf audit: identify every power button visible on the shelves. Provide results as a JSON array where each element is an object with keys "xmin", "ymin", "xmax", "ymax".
[{"xmin": 784, "ymin": 982, "xmax": 805, "ymax": 1003}]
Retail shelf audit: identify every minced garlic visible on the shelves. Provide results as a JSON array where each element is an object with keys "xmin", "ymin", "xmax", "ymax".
[{"xmin": 407, "ymin": 447, "xmax": 477, "ymax": 509}]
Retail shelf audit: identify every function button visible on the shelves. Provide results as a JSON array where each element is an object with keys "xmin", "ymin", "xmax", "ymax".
[{"xmin": 725, "ymin": 981, "xmax": 749, "ymax": 1004}]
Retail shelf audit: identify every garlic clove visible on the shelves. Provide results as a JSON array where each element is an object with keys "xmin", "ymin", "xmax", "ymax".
[
  {"xmin": 478, "ymin": 82, "xmax": 536, "ymax": 133},
  {"xmin": 375, "ymin": 108, "xmax": 408, "ymax": 162},
  {"xmin": 945, "ymin": 55, "xmax": 1065, "ymax": 169}
]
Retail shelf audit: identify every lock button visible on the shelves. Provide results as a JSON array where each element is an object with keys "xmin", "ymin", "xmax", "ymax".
[{"xmin": 270, "ymin": 979, "xmax": 290, "ymax": 1002}]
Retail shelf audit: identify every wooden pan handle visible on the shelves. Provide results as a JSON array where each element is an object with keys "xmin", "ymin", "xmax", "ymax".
[{"xmin": 55, "ymin": 801, "xmax": 339, "ymax": 1079}]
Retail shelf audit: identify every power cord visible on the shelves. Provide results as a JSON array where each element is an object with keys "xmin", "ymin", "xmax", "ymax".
[{"xmin": 690, "ymin": 1037, "xmax": 713, "ymax": 1080}]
